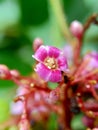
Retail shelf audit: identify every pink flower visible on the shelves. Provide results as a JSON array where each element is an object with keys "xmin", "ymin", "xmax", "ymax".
[
  {"xmin": 82, "ymin": 116, "xmax": 94, "ymax": 128},
  {"xmin": 10, "ymin": 101, "xmax": 23, "ymax": 115},
  {"xmin": 32, "ymin": 45, "xmax": 68, "ymax": 82},
  {"xmin": 84, "ymin": 51, "xmax": 98, "ymax": 71},
  {"xmin": 63, "ymin": 44, "xmax": 73, "ymax": 65}
]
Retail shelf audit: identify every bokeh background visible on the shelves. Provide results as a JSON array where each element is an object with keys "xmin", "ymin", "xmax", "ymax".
[{"xmin": 0, "ymin": 0, "xmax": 98, "ymax": 129}]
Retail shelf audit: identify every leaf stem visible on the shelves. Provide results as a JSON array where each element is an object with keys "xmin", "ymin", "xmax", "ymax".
[{"xmin": 49, "ymin": 0, "xmax": 72, "ymax": 43}]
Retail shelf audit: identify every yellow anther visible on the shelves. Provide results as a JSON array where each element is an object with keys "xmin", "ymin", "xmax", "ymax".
[
  {"xmin": 30, "ymin": 83, "xmax": 34, "ymax": 88},
  {"xmin": 89, "ymin": 80, "xmax": 97, "ymax": 85},
  {"xmin": 86, "ymin": 111, "xmax": 95, "ymax": 118},
  {"xmin": 44, "ymin": 57, "xmax": 57, "ymax": 69}
]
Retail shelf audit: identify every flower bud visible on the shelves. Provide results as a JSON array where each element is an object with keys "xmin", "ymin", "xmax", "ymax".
[
  {"xmin": 10, "ymin": 70, "xmax": 20, "ymax": 78},
  {"xmin": 49, "ymin": 90, "xmax": 59, "ymax": 102},
  {"xmin": 33, "ymin": 38, "xmax": 43, "ymax": 52},
  {"xmin": 10, "ymin": 101, "xmax": 23, "ymax": 115},
  {"xmin": 70, "ymin": 20, "xmax": 83, "ymax": 39},
  {"xmin": 0, "ymin": 64, "xmax": 11, "ymax": 79},
  {"xmin": 82, "ymin": 51, "xmax": 98, "ymax": 74},
  {"xmin": 82, "ymin": 116, "xmax": 94, "ymax": 128}
]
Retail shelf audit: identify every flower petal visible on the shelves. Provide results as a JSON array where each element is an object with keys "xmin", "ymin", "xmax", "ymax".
[
  {"xmin": 32, "ymin": 45, "xmax": 47, "ymax": 62},
  {"xmin": 63, "ymin": 44, "xmax": 73, "ymax": 62},
  {"xmin": 84, "ymin": 51, "xmax": 98, "ymax": 70},
  {"xmin": 35, "ymin": 63, "xmax": 51, "ymax": 81},
  {"xmin": 82, "ymin": 116, "xmax": 94, "ymax": 128},
  {"xmin": 89, "ymin": 51, "xmax": 98, "ymax": 60},
  {"xmin": 47, "ymin": 46, "xmax": 60, "ymax": 58},
  {"xmin": 48, "ymin": 70, "xmax": 62, "ymax": 82},
  {"xmin": 10, "ymin": 101, "xmax": 23, "ymax": 115},
  {"xmin": 57, "ymin": 55, "xmax": 68, "ymax": 72}
]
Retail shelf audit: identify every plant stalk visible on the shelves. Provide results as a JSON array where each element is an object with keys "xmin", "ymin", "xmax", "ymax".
[{"xmin": 49, "ymin": 0, "xmax": 73, "ymax": 43}]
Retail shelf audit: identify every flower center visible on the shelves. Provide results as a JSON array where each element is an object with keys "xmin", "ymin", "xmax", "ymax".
[{"xmin": 44, "ymin": 57, "xmax": 57, "ymax": 69}]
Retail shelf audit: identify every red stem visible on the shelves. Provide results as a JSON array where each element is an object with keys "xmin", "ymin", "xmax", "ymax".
[
  {"xmin": 73, "ymin": 36, "xmax": 83, "ymax": 66},
  {"xmin": 62, "ymin": 84, "xmax": 72, "ymax": 130}
]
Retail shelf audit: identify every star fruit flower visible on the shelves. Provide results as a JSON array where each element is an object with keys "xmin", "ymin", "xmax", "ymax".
[{"xmin": 32, "ymin": 45, "xmax": 68, "ymax": 82}]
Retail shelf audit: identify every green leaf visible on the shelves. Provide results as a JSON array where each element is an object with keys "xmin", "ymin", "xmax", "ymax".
[
  {"xmin": 71, "ymin": 114, "xmax": 86, "ymax": 130},
  {"xmin": 16, "ymin": 45, "xmax": 33, "ymax": 65},
  {"xmin": 27, "ymin": 20, "xmax": 65, "ymax": 48},
  {"xmin": 0, "ymin": 0, "xmax": 20, "ymax": 31},
  {"xmin": 84, "ymin": 25, "xmax": 98, "ymax": 44},
  {"xmin": 0, "ymin": 98, "xmax": 10, "ymax": 123},
  {"xmin": 47, "ymin": 113, "xmax": 58, "ymax": 130},
  {"xmin": 0, "ymin": 49, "xmax": 32, "ymax": 75},
  {"xmin": 19, "ymin": 0, "xmax": 48, "ymax": 25},
  {"xmin": 48, "ymin": 82, "xmax": 58, "ymax": 89},
  {"xmin": 84, "ymin": 0, "xmax": 98, "ymax": 12},
  {"xmin": 63, "ymin": 0, "xmax": 89, "ymax": 23},
  {"xmin": 82, "ymin": 25, "xmax": 98, "ymax": 54},
  {"xmin": 8, "ymin": 126, "xmax": 18, "ymax": 130}
]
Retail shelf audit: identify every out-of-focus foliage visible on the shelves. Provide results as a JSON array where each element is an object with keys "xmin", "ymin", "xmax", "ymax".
[
  {"xmin": 0, "ymin": 0, "xmax": 98, "ymax": 129},
  {"xmin": 0, "ymin": 98, "xmax": 9, "ymax": 122},
  {"xmin": 71, "ymin": 114, "xmax": 86, "ymax": 130}
]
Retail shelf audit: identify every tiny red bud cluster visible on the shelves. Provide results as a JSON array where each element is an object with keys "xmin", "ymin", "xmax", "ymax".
[
  {"xmin": 0, "ymin": 64, "xmax": 11, "ymax": 79},
  {"xmin": 33, "ymin": 37, "xmax": 43, "ymax": 52}
]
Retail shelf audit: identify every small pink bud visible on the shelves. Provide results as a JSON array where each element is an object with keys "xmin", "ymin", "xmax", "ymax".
[
  {"xmin": 0, "ymin": 64, "xmax": 11, "ymax": 79},
  {"xmin": 49, "ymin": 90, "xmax": 59, "ymax": 102},
  {"xmin": 33, "ymin": 38, "xmax": 43, "ymax": 52},
  {"xmin": 16, "ymin": 87, "xmax": 30, "ymax": 96},
  {"xmin": 10, "ymin": 69, "xmax": 20, "ymax": 78},
  {"xmin": 70, "ymin": 20, "xmax": 83, "ymax": 39},
  {"xmin": 34, "ymin": 92, "xmax": 41, "ymax": 101},
  {"xmin": 82, "ymin": 51, "xmax": 98, "ymax": 74}
]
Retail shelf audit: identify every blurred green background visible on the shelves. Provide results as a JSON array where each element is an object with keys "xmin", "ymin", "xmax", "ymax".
[
  {"xmin": 0, "ymin": 0, "xmax": 98, "ymax": 75},
  {"xmin": 0, "ymin": 0, "xmax": 98, "ymax": 129}
]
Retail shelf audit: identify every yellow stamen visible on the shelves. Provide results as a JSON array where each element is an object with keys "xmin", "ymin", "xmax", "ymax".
[{"xmin": 44, "ymin": 57, "xmax": 58, "ymax": 69}]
